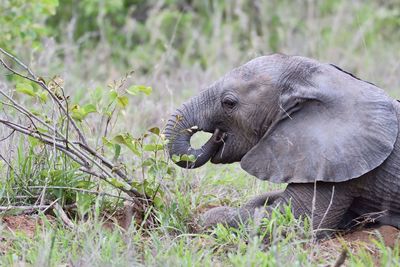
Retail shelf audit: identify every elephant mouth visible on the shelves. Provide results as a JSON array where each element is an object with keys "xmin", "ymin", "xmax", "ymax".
[
  {"xmin": 202, "ymin": 129, "xmax": 226, "ymax": 163},
  {"xmin": 210, "ymin": 133, "xmax": 229, "ymax": 163}
]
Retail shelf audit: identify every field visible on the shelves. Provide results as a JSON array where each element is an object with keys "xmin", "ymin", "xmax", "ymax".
[{"xmin": 1, "ymin": 1, "xmax": 400, "ymax": 266}]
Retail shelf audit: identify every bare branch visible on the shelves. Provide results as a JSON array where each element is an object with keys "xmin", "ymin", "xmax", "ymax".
[
  {"xmin": 0, "ymin": 48, "xmax": 36, "ymax": 79},
  {"xmin": 54, "ymin": 202, "xmax": 75, "ymax": 228},
  {"xmin": 0, "ymin": 53, "xmax": 88, "ymax": 145},
  {"xmin": 0, "ymin": 48, "xmax": 149, "ymax": 207}
]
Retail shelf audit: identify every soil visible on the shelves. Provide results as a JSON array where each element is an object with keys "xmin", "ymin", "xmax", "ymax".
[
  {"xmin": 1, "ymin": 214, "xmax": 55, "ymax": 238},
  {"xmin": 340, "ymin": 225, "xmax": 400, "ymax": 248},
  {"xmin": 319, "ymin": 225, "xmax": 400, "ymax": 266}
]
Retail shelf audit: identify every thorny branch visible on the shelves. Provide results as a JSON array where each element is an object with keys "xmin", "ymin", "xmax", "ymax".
[{"xmin": 0, "ymin": 48, "xmax": 148, "ymax": 203}]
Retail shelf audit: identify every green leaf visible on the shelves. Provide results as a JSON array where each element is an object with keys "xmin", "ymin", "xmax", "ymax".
[
  {"xmin": 171, "ymin": 154, "xmax": 181, "ymax": 163},
  {"xmin": 70, "ymin": 104, "xmax": 96, "ymax": 121},
  {"xmin": 180, "ymin": 154, "xmax": 196, "ymax": 162},
  {"xmin": 153, "ymin": 196, "xmax": 163, "ymax": 208},
  {"xmin": 30, "ymin": 109, "xmax": 41, "ymax": 116},
  {"xmin": 109, "ymin": 178, "xmax": 126, "ymax": 189},
  {"xmin": 117, "ymin": 96, "xmax": 129, "ymax": 108},
  {"xmin": 28, "ymin": 136, "xmax": 41, "ymax": 147},
  {"xmin": 92, "ymin": 87, "xmax": 104, "ymax": 103},
  {"xmin": 16, "ymin": 83, "xmax": 35, "ymax": 96},
  {"xmin": 114, "ymin": 144, "xmax": 121, "ymax": 160},
  {"xmin": 82, "ymin": 103, "xmax": 97, "ymax": 113},
  {"xmin": 71, "ymin": 104, "xmax": 84, "ymax": 121},
  {"xmin": 102, "ymin": 137, "xmax": 113, "ymax": 147},
  {"xmin": 37, "ymin": 91, "xmax": 48, "ymax": 102},
  {"xmin": 113, "ymin": 133, "xmax": 140, "ymax": 156},
  {"xmin": 109, "ymin": 90, "xmax": 118, "ymax": 100},
  {"xmin": 126, "ymin": 85, "xmax": 152, "ymax": 96},
  {"xmin": 171, "ymin": 154, "xmax": 196, "ymax": 163},
  {"xmin": 143, "ymin": 144, "xmax": 164, "ymax": 152},
  {"xmin": 35, "ymin": 127, "xmax": 48, "ymax": 134},
  {"xmin": 148, "ymin": 127, "xmax": 160, "ymax": 135},
  {"xmin": 113, "ymin": 134, "xmax": 126, "ymax": 144},
  {"xmin": 142, "ymin": 158, "xmax": 155, "ymax": 167}
]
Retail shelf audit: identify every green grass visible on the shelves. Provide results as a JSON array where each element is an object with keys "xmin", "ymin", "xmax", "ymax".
[{"xmin": 1, "ymin": 196, "xmax": 399, "ymax": 266}]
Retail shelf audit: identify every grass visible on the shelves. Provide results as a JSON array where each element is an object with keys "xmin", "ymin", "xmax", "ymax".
[
  {"xmin": 1, "ymin": 191, "xmax": 399, "ymax": 266},
  {"xmin": 1, "ymin": 0, "xmax": 400, "ymax": 266}
]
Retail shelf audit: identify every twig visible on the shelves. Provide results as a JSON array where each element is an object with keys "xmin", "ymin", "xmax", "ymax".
[
  {"xmin": 0, "ymin": 205, "xmax": 50, "ymax": 212},
  {"xmin": 22, "ymin": 185, "xmax": 134, "ymax": 202},
  {"xmin": 53, "ymin": 202, "xmax": 75, "ymax": 228},
  {"xmin": 311, "ymin": 181, "xmax": 317, "ymax": 239},
  {"xmin": 316, "ymin": 185, "xmax": 335, "ymax": 231},
  {"xmin": 1, "ymin": 117, "xmax": 144, "ymax": 198},
  {"xmin": 0, "ymin": 48, "xmax": 149, "ymax": 206},
  {"xmin": 333, "ymin": 248, "xmax": 347, "ymax": 267},
  {"xmin": 0, "ymin": 129, "xmax": 15, "ymax": 142},
  {"xmin": 0, "ymin": 55, "xmax": 88, "ymax": 145},
  {"xmin": 0, "ymin": 48, "xmax": 35, "ymax": 78},
  {"xmin": 0, "ymin": 89, "xmax": 140, "ymax": 195}
]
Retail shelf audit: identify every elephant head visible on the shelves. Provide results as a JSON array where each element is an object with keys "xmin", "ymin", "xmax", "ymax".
[{"xmin": 164, "ymin": 54, "xmax": 397, "ymax": 183}]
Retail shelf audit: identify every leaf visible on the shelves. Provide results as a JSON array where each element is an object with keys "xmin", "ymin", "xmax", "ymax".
[
  {"xmin": 113, "ymin": 134, "xmax": 126, "ymax": 144},
  {"xmin": 148, "ymin": 127, "xmax": 160, "ymax": 135},
  {"xmin": 28, "ymin": 136, "xmax": 41, "ymax": 147},
  {"xmin": 180, "ymin": 154, "xmax": 196, "ymax": 162},
  {"xmin": 37, "ymin": 91, "xmax": 48, "ymax": 102},
  {"xmin": 142, "ymin": 158, "xmax": 155, "ymax": 167},
  {"xmin": 70, "ymin": 104, "xmax": 96, "ymax": 121},
  {"xmin": 152, "ymin": 196, "xmax": 163, "ymax": 208},
  {"xmin": 16, "ymin": 83, "xmax": 35, "ymax": 96},
  {"xmin": 143, "ymin": 144, "xmax": 164, "ymax": 152},
  {"xmin": 102, "ymin": 137, "xmax": 113, "ymax": 147},
  {"xmin": 171, "ymin": 154, "xmax": 181, "ymax": 163},
  {"xmin": 113, "ymin": 133, "xmax": 140, "ymax": 156},
  {"xmin": 113, "ymin": 144, "xmax": 121, "ymax": 160},
  {"xmin": 82, "ymin": 103, "xmax": 97, "ymax": 113},
  {"xmin": 109, "ymin": 90, "xmax": 118, "ymax": 100},
  {"xmin": 30, "ymin": 109, "xmax": 41, "ymax": 116},
  {"xmin": 70, "ymin": 104, "xmax": 84, "ymax": 121},
  {"xmin": 35, "ymin": 127, "xmax": 48, "ymax": 134},
  {"xmin": 92, "ymin": 86, "xmax": 104, "ymax": 103},
  {"xmin": 117, "ymin": 96, "xmax": 129, "ymax": 108},
  {"xmin": 109, "ymin": 178, "xmax": 126, "ymax": 189},
  {"xmin": 126, "ymin": 85, "xmax": 152, "ymax": 96}
]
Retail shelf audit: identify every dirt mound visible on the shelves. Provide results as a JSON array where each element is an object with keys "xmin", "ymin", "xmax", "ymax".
[
  {"xmin": 340, "ymin": 225, "xmax": 400, "ymax": 248},
  {"xmin": 319, "ymin": 225, "xmax": 400, "ymax": 266},
  {"xmin": 1, "ymin": 214, "xmax": 54, "ymax": 238}
]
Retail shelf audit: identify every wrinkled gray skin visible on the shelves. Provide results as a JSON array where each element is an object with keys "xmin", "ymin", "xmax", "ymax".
[{"xmin": 164, "ymin": 54, "xmax": 400, "ymax": 237}]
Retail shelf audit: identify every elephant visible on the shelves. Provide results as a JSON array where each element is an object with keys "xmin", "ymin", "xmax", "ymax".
[{"xmin": 164, "ymin": 54, "xmax": 400, "ymax": 237}]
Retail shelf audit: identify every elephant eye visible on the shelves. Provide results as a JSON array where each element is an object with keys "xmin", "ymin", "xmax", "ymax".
[{"xmin": 222, "ymin": 97, "xmax": 237, "ymax": 109}]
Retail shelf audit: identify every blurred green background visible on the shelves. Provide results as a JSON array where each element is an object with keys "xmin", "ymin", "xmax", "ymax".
[{"xmin": 1, "ymin": 0, "xmax": 400, "ymax": 135}]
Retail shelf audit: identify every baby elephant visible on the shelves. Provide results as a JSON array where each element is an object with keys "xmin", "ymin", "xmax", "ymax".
[{"xmin": 165, "ymin": 54, "xmax": 400, "ymax": 236}]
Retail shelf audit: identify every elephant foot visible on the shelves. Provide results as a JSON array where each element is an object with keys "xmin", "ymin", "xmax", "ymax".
[
  {"xmin": 200, "ymin": 206, "xmax": 240, "ymax": 229},
  {"xmin": 200, "ymin": 190, "xmax": 285, "ymax": 230}
]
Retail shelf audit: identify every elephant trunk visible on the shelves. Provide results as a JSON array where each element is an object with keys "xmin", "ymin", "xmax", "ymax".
[{"xmin": 164, "ymin": 94, "xmax": 225, "ymax": 168}]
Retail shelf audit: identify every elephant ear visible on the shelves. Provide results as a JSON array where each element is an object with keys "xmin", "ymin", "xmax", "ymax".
[{"xmin": 241, "ymin": 61, "xmax": 398, "ymax": 183}]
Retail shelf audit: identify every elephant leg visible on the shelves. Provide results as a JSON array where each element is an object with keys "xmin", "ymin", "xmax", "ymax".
[
  {"xmin": 200, "ymin": 189, "xmax": 285, "ymax": 229},
  {"xmin": 282, "ymin": 182, "xmax": 357, "ymax": 237},
  {"xmin": 201, "ymin": 182, "xmax": 356, "ymax": 239}
]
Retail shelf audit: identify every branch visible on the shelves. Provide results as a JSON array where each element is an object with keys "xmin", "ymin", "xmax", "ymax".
[
  {"xmin": 0, "ymin": 53, "xmax": 88, "ymax": 145},
  {"xmin": 0, "ymin": 48, "xmax": 149, "ymax": 202}
]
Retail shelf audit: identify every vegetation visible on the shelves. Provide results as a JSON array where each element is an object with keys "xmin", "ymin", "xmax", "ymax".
[{"xmin": 0, "ymin": 0, "xmax": 399, "ymax": 266}]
